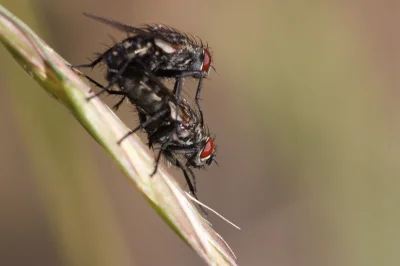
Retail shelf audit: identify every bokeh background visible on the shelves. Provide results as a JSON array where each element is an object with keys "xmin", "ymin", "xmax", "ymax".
[{"xmin": 1, "ymin": 1, "xmax": 400, "ymax": 265}]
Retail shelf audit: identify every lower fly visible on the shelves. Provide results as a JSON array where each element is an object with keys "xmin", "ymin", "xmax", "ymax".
[{"xmin": 81, "ymin": 69, "xmax": 216, "ymax": 200}]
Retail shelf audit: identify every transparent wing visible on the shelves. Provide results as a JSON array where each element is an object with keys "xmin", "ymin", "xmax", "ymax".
[{"xmin": 83, "ymin": 12, "xmax": 148, "ymax": 35}]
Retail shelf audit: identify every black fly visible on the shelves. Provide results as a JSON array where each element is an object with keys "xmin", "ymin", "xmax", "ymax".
[
  {"xmin": 74, "ymin": 12, "xmax": 213, "ymax": 125},
  {"xmin": 82, "ymin": 68, "xmax": 216, "ymax": 199}
]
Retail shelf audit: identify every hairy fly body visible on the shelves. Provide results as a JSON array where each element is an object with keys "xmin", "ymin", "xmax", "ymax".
[
  {"xmin": 84, "ymin": 69, "xmax": 216, "ymax": 198},
  {"xmin": 73, "ymin": 12, "xmax": 213, "ymax": 124}
]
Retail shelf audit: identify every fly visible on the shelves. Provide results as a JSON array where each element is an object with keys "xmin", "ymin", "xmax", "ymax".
[
  {"xmin": 73, "ymin": 12, "xmax": 214, "ymax": 125},
  {"xmin": 82, "ymin": 69, "xmax": 216, "ymax": 199}
]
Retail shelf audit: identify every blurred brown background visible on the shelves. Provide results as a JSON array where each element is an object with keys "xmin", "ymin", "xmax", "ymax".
[{"xmin": 1, "ymin": 1, "xmax": 400, "ymax": 265}]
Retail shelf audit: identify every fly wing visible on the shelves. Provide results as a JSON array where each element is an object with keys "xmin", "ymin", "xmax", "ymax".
[
  {"xmin": 83, "ymin": 12, "xmax": 148, "ymax": 35},
  {"xmin": 83, "ymin": 13, "xmax": 187, "ymax": 48}
]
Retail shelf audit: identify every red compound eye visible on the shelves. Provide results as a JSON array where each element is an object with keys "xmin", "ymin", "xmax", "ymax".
[
  {"xmin": 200, "ymin": 138, "xmax": 214, "ymax": 159},
  {"xmin": 201, "ymin": 48, "xmax": 212, "ymax": 72}
]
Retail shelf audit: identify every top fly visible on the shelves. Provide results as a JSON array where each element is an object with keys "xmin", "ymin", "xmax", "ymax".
[{"xmin": 74, "ymin": 12, "xmax": 214, "ymax": 124}]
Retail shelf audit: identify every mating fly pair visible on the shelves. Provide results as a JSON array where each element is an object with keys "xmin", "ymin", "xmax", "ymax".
[{"xmin": 73, "ymin": 13, "xmax": 216, "ymax": 197}]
